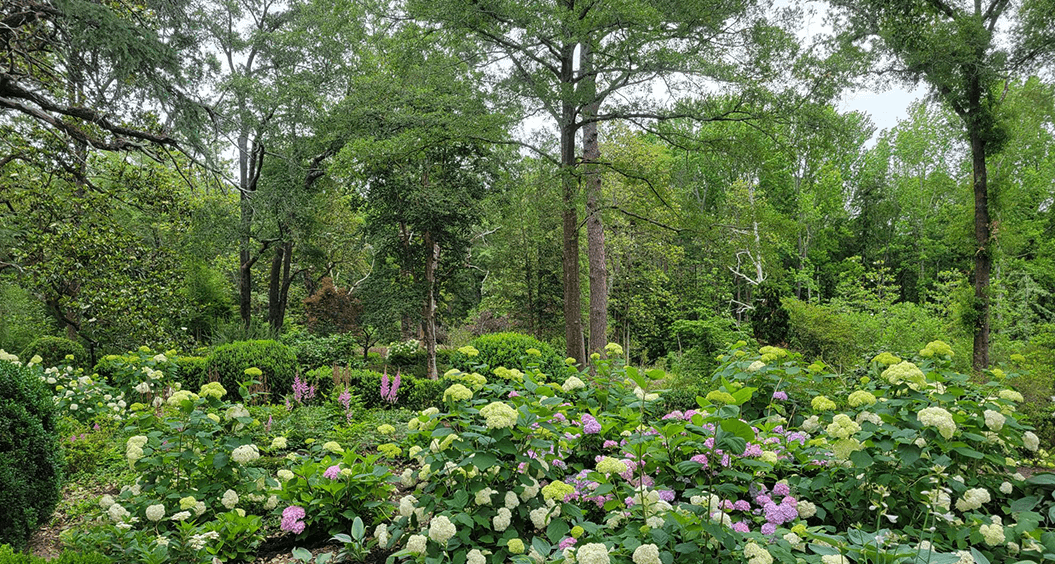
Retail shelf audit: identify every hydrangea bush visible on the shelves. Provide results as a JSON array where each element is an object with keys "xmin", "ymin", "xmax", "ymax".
[{"xmin": 367, "ymin": 342, "xmax": 1053, "ymax": 564}]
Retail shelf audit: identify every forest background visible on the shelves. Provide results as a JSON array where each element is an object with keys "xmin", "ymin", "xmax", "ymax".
[{"xmin": 3, "ymin": 0, "xmax": 1055, "ymax": 429}]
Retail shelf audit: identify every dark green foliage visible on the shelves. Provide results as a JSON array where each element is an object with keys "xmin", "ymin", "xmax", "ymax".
[
  {"xmin": 669, "ymin": 314, "xmax": 740, "ymax": 377},
  {"xmin": 205, "ymin": 340, "xmax": 297, "ymax": 400},
  {"xmin": 19, "ymin": 336, "xmax": 86, "ymax": 369},
  {"xmin": 751, "ymin": 282, "xmax": 790, "ymax": 345},
  {"xmin": 1011, "ymin": 324, "xmax": 1055, "ymax": 446},
  {"xmin": 284, "ymin": 331, "xmax": 364, "ymax": 372},
  {"xmin": 0, "ymin": 545, "xmax": 110, "ymax": 564},
  {"xmin": 0, "ymin": 283, "xmax": 52, "ymax": 355},
  {"xmin": 176, "ymin": 355, "xmax": 209, "ymax": 389},
  {"xmin": 181, "ymin": 262, "xmax": 234, "ymax": 343},
  {"xmin": 0, "ymin": 362, "xmax": 64, "ymax": 550},
  {"xmin": 782, "ymin": 297, "xmax": 858, "ymax": 370},
  {"xmin": 451, "ymin": 332, "xmax": 565, "ymax": 376},
  {"xmin": 659, "ymin": 379, "xmax": 708, "ymax": 412},
  {"xmin": 312, "ymin": 367, "xmax": 446, "ymax": 411}
]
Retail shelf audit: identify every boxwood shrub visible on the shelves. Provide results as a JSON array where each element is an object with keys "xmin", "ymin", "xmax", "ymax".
[
  {"xmin": 204, "ymin": 340, "xmax": 296, "ymax": 400},
  {"xmin": 0, "ymin": 361, "xmax": 64, "ymax": 550},
  {"xmin": 19, "ymin": 336, "xmax": 86, "ymax": 369},
  {"xmin": 450, "ymin": 332, "xmax": 565, "ymax": 376}
]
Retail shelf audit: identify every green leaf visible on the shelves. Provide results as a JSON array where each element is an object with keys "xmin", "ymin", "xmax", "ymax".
[
  {"xmin": 970, "ymin": 548, "xmax": 990, "ymax": 564},
  {"xmin": 451, "ymin": 489, "xmax": 469, "ymax": 509},
  {"xmin": 1026, "ymin": 473, "xmax": 1055, "ymax": 486},
  {"xmin": 952, "ymin": 447, "xmax": 983, "ymax": 459},
  {"xmin": 212, "ymin": 452, "xmax": 229, "ymax": 469},
  {"xmin": 897, "ymin": 443, "xmax": 921, "ymax": 466},
  {"xmin": 351, "ymin": 516, "xmax": 365, "ymax": 540},
  {"xmin": 546, "ymin": 519, "xmax": 569, "ymax": 544},
  {"xmin": 1010, "ymin": 496, "xmax": 1040, "ymax": 513},
  {"xmin": 719, "ymin": 419, "xmax": 756, "ymax": 442},
  {"xmin": 291, "ymin": 547, "xmax": 312, "ymax": 562},
  {"xmin": 850, "ymin": 450, "xmax": 874, "ymax": 468}
]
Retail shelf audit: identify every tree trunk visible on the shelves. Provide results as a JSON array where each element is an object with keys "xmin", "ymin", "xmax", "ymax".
[
  {"xmin": 970, "ymin": 130, "xmax": 991, "ymax": 371},
  {"xmin": 582, "ymin": 41, "xmax": 608, "ymax": 358},
  {"xmin": 423, "ymin": 235, "xmax": 440, "ymax": 379},
  {"xmin": 583, "ymin": 89, "xmax": 608, "ymax": 358},
  {"xmin": 268, "ymin": 239, "xmax": 294, "ymax": 334},
  {"xmin": 560, "ymin": 41, "xmax": 585, "ymax": 365}
]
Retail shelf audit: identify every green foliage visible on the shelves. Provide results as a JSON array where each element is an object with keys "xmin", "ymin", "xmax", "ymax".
[
  {"xmin": 782, "ymin": 297, "xmax": 858, "ymax": 369},
  {"xmin": 57, "ymin": 417, "xmax": 121, "ymax": 478},
  {"xmin": 669, "ymin": 314, "xmax": 740, "ymax": 377},
  {"xmin": 20, "ymin": 336, "xmax": 87, "ymax": 369},
  {"xmin": 273, "ymin": 445, "xmax": 395, "ymax": 537},
  {"xmin": 385, "ymin": 340, "xmax": 424, "ymax": 369},
  {"xmin": 181, "ymin": 262, "xmax": 234, "ymax": 343},
  {"xmin": 176, "ymin": 356, "xmax": 209, "ymax": 390},
  {"xmin": 0, "ymin": 360, "xmax": 64, "ymax": 550},
  {"xmin": 285, "ymin": 331, "xmax": 364, "ymax": 373},
  {"xmin": 0, "ymin": 282, "xmax": 52, "ymax": 354},
  {"xmin": 0, "ymin": 545, "xmax": 110, "ymax": 564},
  {"xmin": 205, "ymin": 340, "xmax": 296, "ymax": 401},
  {"xmin": 91, "ymin": 347, "xmax": 181, "ymax": 399},
  {"xmin": 450, "ymin": 332, "xmax": 565, "ymax": 377},
  {"xmin": 751, "ymin": 282, "xmax": 790, "ymax": 345},
  {"xmin": 311, "ymin": 367, "xmax": 445, "ymax": 412}
]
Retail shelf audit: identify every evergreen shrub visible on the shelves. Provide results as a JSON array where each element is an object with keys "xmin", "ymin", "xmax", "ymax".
[
  {"xmin": 19, "ymin": 336, "xmax": 86, "ymax": 369},
  {"xmin": 0, "ymin": 545, "xmax": 110, "ymax": 564},
  {"xmin": 285, "ymin": 331, "xmax": 363, "ymax": 372},
  {"xmin": 204, "ymin": 340, "xmax": 296, "ymax": 400},
  {"xmin": 0, "ymin": 361, "xmax": 64, "ymax": 550},
  {"xmin": 311, "ymin": 366, "xmax": 445, "ymax": 411},
  {"xmin": 450, "ymin": 332, "xmax": 564, "ymax": 376}
]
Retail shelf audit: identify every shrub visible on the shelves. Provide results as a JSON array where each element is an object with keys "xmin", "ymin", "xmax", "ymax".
[
  {"xmin": 782, "ymin": 297, "xmax": 858, "ymax": 370},
  {"xmin": 205, "ymin": 340, "xmax": 296, "ymax": 401},
  {"xmin": 177, "ymin": 355, "xmax": 209, "ymax": 389},
  {"xmin": 91, "ymin": 347, "xmax": 181, "ymax": 400},
  {"xmin": 750, "ymin": 281, "xmax": 789, "ymax": 345},
  {"xmin": 286, "ymin": 332, "xmax": 364, "ymax": 372},
  {"xmin": 20, "ymin": 336, "xmax": 86, "ymax": 369},
  {"xmin": 312, "ymin": 367, "xmax": 446, "ymax": 412},
  {"xmin": 0, "ymin": 545, "xmax": 110, "ymax": 564},
  {"xmin": 0, "ymin": 359, "xmax": 64, "ymax": 550},
  {"xmin": 450, "ymin": 332, "xmax": 565, "ymax": 376}
]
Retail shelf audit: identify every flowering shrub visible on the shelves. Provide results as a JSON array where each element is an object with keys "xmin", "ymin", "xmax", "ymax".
[
  {"xmin": 64, "ymin": 382, "xmax": 277, "ymax": 563},
  {"xmin": 92, "ymin": 346, "xmax": 182, "ymax": 401},
  {"xmin": 361, "ymin": 342, "xmax": 1053, "ymax": 564},
  {"xmin": 273, "ymin": 442, "xmax": 396, "ymax": 537}
]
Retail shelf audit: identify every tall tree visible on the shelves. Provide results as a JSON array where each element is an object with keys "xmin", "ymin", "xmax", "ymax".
[
  {"xmin": 830, "ymin": 0, "xmax": 1055, "ymax": 370},
  {"xmin": 407, "ymin": 0, "xmax": 774, "ymax": 363}
]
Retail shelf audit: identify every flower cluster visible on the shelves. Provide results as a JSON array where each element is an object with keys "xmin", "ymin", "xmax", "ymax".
[
  {"xmin": 917, "ymin": 406, "xmax": 956, "ymax": 439},
  {"xmin": 281, "ymin": 506, "xmax": 306, "ymax": 534},
  {"xmin": 381, "ymin": 370, "xmax": 401, "ymax": 403},
  {"xmin": 480, "ymin": 401, "xmax": 518, "ymax": 429}
]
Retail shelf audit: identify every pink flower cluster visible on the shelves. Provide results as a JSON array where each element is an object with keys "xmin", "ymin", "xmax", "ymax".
[
  {"xmin": 581, "ymin": 413, "xmax": 601, "ymax": 434},
  {"xmin": 292, "ymin": 375, "xmax": 316, "ymax": 406},
  {"xmin": 380, "ymin": 370, "xmax": 401, "ymax": 404},
  {"xmin": 323, "ymin": 465, "xmax": 342, "ymax": 479},
  {"xmin": 281, "ymin": 506, "xmax": 306, "ymax": 534}
]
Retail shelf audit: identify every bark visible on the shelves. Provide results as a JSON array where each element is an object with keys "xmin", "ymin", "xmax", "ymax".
[
  {"xmin": 560, "ymin": 41, "xmax": 585, "ymax": 365},
  {"xmin": 423, "ymin": 234, "xmax": 440, "ymax": 379},
  {"xmin": 583, "ymin": 93, "xmax": 608, "ymax": 358},
  {"xmin": 268, "ymin": 240, "xmax": 294, "ymax": 333},
  {"xmin": 970, "ymin": 129, "xmax": 991, "ymax": 371}
]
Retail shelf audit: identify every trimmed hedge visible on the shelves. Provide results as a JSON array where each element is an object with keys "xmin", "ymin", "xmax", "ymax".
[
  {"xmin": 0, "ymin": 545, "xmax": 110, "ymax": 564},
  {"xmin": 19, "ymin": 336, "xmax": 86, "ymax": 369},
  {"xmin": 310, "ymin": 367, "xmax": 446, "ymax": 412},
  {"xmin": 0, "ymin": 362, "xmax": 64, "ymax": 550},
  {"xmin": 204, "ymin": 340, "xmax": 296, "ymax": 400},
  {"xmin": 450, "ymin": 332, "xmax": 565, "ymax": 377},
  {"xmin": 285, "ymin": 332, "xmax": 364, "ymax": 372}
]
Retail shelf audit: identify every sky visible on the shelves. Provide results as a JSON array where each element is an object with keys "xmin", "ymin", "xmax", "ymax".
[{"xmin": 840, "ymin": 84, "xmax": 929, "ymax": 138}]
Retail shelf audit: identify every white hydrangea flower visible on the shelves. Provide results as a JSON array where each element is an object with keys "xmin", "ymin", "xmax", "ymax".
[
  {"xmin": 145, "ymin": 504, "xmax": 165, "ymax": 522},
  {"xmin": 475, "ymin": 487, "xmax": 495, "ymax": 506},
  {"xmin": 428, "ymin": 515, "xmax": 457, "ymax": 545},
  {"xmin": 632, "ymin": 544, "xmax": 660, "ymax": 564},
  {"xmin": 221, "ymin": 489, "xmax": 239, "ymax": 510},
  {"xmin": 406, "ymin": 534, "xmax": 427, "ymax": 554},
  {"xmin": 493, "ymin": 507, "xmax": 512, "ymax": 531},
  {"xmin": 505, "ymin": 491, "xmax": 520, "ymax": 509},
  {"xmin": 917, "ymin": 407, "xmax": 956, "ymax": 439},
  {"xmin": 983, "ymin": 410, "xmax": 1006, "ymax": 431},
  {"xmin": 576, "ymin": 543, "xmax": 610, "ymax": 564},
  {"xmin": 562, "ymin": 376, "xmax": 586, "ymax": 392},
  {"xmin": 1000, "ymin": 481, "xmax": 1013, "ymax": 495},
  {"xmin": 744, "ymin": 541, "xmax": 773, "ymax": 564},
  {"xmin": 467, "ymin": 549, "xmax": 486, "ymax": 564},
  {"xmin": 797, "ymin": 500, "xmax": 817, "ymax": 519},
  {"xmin": 979, "ymin": 522, "xmax": 1005, "ymax": 546},
  {"xmin": 1023, "ymin": 431, "xmax": 1040, "ymax": 452},
  {"xmin": 954, "ymin": 488, "xmax": 990, "ymax": 512},
  {"xmin": 375, "ymin": 524, "xmax": 389, "ymax": 547},
  {"xmin": 231, "ymin": 444, "xmax": 260, "ymax": 464}
]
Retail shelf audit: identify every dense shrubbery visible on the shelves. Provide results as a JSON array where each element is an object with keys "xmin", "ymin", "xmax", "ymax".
[
  {"xmin": 285, "ymin": 331, "xmax": 364, "ymax": 372},
  {"xmin": 449, "ymin": 332, "xmax": 565, "ymax": 376},
  {"xmin": 205, "ymin": 340, "xmax": 297, "ymax": 400},
  {"xmin": 307, "ymin": 366, "xmax": 446, "ymax": 412},
  {"xmin": 19, "ymin": 336, "xmax": 87, "ymax": 370},
  {"xmin": 0, "ymin": 356, "xmax": 64, "ymax": 550},
  {"xmin": 0, "ymin": 545, "xmax": 110, "ymax": 564}
]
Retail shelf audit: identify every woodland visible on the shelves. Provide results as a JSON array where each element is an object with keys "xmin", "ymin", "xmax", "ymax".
[{"xmin": 3, "ymin": 0, "xmax": 1055, "ymax": 563}]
